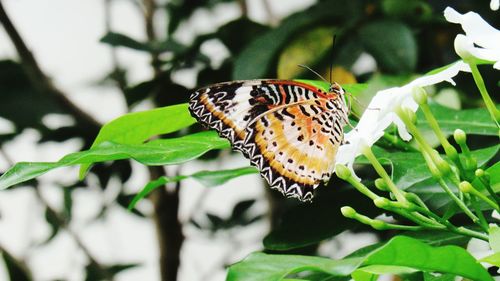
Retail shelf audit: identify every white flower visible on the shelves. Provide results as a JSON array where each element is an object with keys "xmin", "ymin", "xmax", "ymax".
[
  {"xmin": 336, "ymin": 61, "xmax": 471, "ymax": 178},
  {"xmin": 491, "ymin": 0, "xmax": 499, "ymax": 11},
  {"xmin": 444, "ymin": 7, "xmax": 500, "ymax": 69}
]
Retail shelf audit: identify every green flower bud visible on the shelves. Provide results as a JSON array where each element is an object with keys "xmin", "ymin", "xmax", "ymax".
[
  {"xmin": 459, "ymin": 181, "xmax": 473, "ymax": 193},
  {"xmin": 453, "ymin": 129, "xmax": 467, "ymax": 145},
  {"xmin": 340, "ymin": 206, "xmax": 356, "ymax": 218},
  {"xmin": 443, "ymin": 144, "xmax": 459, "ymax": 161},
  {"xmin": 374, "ymin": 178, "xmax": 388, "ymax": 191},
  {"xmin": 434, "ymin": 155, "xmax": 452, "ymax": 176},
  {"xmin": 475, "ymin": 169, "xmax": 484, "ymax": 177},
  {"xmin": 374, "ymin": 197, "xmax": 390, "ymax": 208},
  {"xmin": 335, "ymin": 164, "xmax": 351, "ymax": 180},
  {"xmin": 412, "ymin": 87, "xmax": 428, "ymax": 105}
]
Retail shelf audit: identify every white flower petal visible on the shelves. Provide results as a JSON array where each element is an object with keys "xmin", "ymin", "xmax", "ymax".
[
  {"xmin": 336, "ymin": 61, "xmax": 470, "ymax": 178},
  {"xmin": 491, "ymin": 0, "xmax": 499, "ymax": 11},
  {"xmin": 444, "ymin": 7, "xmax": 500, "ymax": 49}
]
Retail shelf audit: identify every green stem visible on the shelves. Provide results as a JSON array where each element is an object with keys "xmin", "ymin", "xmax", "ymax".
[
  {"xmin": 362, "ymin": 145, "xmax": 408, "ymax": 205},
  {"xmin": 382, "ymin": 132, "xmax": 418, "ymax": 152},
  {"xmin": 453, "ymin": 226, "xmax": 489, "ymax": 241},
  {"xmin": 469, "ymin": 184, "xmax": 500, "ymax": 211},
  {"xmin": 346, "ymin": 177, "xmax": 380, "ymax": 201},
  {"xmin": 469, "ymin": 195, "xmax": 489, "ymax": 232},
  {"xmin": 437, "ymin": 178, "xmax": 478, "ymax": 223},
  {"xmin": 419, "ymin": 102, "xmax": 466, "ymax": 175},
  {"xmin": 467, "ymin": 62, "xmax": 500, "ymax": 126}
]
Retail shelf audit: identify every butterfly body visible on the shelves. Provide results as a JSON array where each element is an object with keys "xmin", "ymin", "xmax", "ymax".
[{"xmin": 189, "ymin": 80, "xmax": 348, "ymax": 201}]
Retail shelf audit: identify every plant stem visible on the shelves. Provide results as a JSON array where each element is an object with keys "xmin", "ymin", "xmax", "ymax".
[
  {"xmin": 469, "ymin": 196, "xmax": 489, "ymax": 232},
  {"xmin": 436, "ymin": 177, "xmax": 479, "ymax": 223},
  {"xmin": 362, "ymin": 145, "xmax": 408, "ymax": 204},
  {"xmin": 0, "ymin": 1, "xmax": 101, "ymax": 134},
  {"xmin": 467, "ymin": 62, "xmax": 500, "ymax": 126}
]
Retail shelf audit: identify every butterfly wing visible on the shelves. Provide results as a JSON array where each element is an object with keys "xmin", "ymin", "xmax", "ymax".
[
  {"xmin": 189, "ymin": 80, "xmax": 347, "ymax": 201},
  {"xmin": 243, "ymin": 101, "xmax": 347, "ymax": 200}
]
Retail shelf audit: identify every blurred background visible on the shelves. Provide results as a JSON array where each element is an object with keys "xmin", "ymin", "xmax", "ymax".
[{"xmin": 0, "ymin": 0, "xmax": 498, "ymax": 280}]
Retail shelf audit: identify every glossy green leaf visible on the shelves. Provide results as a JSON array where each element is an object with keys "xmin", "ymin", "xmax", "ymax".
[
  {"xmin": 417, "ymin": 103, "xmax": 498, "ymax": 136},
  {"xmin": 358, "ymin": 20, "xmax": 417, "ymax": 73},
  {"xmin": 229, "ymin": 236, "xmax": 493, "ymax": 281},
  {"xmin": 277, "ymin": 26, "xmax": 336, "ymax": 79},
  {"xmin": 361, "ymin": 236, "xmax": 492, "ymax": 281},
  {"xmin": 487, "ymin": 162, "xmax": 500, "ymax": 192},
  {"xmin": 264, "ymin": 187, "xmax": 379, "ymax": 250},
  {"xmin": 128, "ymin": 166, "xmax": 257, "ymax": 210},
  {"xmin": 0, "ymin": 132, "xmax": 229, "ymax": 190},
  {"xmin": 232, "ymin": 0, "xmax": 361, "ymax": 79},
  {"xmin": 480, "ymin": 252, "xmax": 500, "ymax": 267},
  {"xmin": 357, "ymin": 145, "xmax": 499, "ymax": 190},
  {"xmin": 101, "ymin": 32, "xmax": 185, "ymax": 54},
  {"xmin": 80, "ymin": 103, "xmax": 196, "ymax": 177},
  {"xmin": 227, "ymin": 253, "xmax": 362, "ymax": 281},
  {"xmin": 488, "ymin": 225, "xmax": 500, "ymax": 252}
]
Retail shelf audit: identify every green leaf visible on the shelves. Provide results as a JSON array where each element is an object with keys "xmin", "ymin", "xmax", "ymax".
[
  {"xmin": 488, "ymin": 225, "xmax": 500, "ymax": 252},
  {"xmin": 361, "ymin": 236, "xmax": 492, "ymax": 281},
  {"xmin": 480, "ymin": 252, "xmax": 500, "ymax": 267},
  {"xmin": 382, "ymin": 0, "xmax": 433, "ymax": 21},
  {"xmin": 264, "ymin": 187, "xmax": 379, "ymax": 250},
  {"xmin": 0, "ymin": 131, "xmax": 229, "ymax": 190},
  {"xmin": 229, "ymin": 236, "xmax": 493, "ymax": 281},
  {"xmin": 351, "ymin": 269, "xmax": 378, "ymax": 281},
  {"xmin": 227, "ymin": 253, "xmax": 362, "ymax": 281},
  {"xmin": 357, "ymin": 144, "xmax": 499, "ymax": 190},
  {"xmin": 100, "ymin": 32, "xmax": 185, "ymax": 54},
  {"xmin": 1, "ymin": 250, "xmax": 32, "ymax": 281},
  {"xmin": 277, "ymin": 26, "xmax": 336, "ymax": 79},
  {"xmin": 79, "ymin": 103, "xmax": 196, "ymax": 177},
  {"xmin": 101, "ymin": 32, "xmax": 151, "ymax": 52},
  {"xmin": 232, "ymin": 0, "xmax": 361, "ymax": 79},
  {"xmin": 0, "ymin": 60, "xmax": 64, "ymax": 133},
  {"xmin": 358, "ymin": 20, "xmax": 417, "ymax": 73},
  {"xmin": 417, "ymin": 103, "xmax": 498, "ymax": 136},
  {"xmin": 488, "ymin": 162, "xmax": 500, "ymax": 192},
  {"xmin": 128, "ymin": 166, "xmax": 257, "ymax": 210}
]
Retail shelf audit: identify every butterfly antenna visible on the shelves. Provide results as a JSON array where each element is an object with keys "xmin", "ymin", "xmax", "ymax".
[
  {"xmin": 330, "ymin": 34, "xmax": 336, "ymax": 84},
  {"xmin": 297, "ymin": 64, "xmax": 329, "ymax": 84}
]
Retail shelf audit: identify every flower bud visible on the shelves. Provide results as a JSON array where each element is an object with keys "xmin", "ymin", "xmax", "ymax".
[
  {"xmin": 453, "ymin": 129, "xmax": 467, "ymax": 145},
  {"xmin": 335, "ymin": 164, "xmax": 351, "ymax": 180},
  {"xmin": 340, "ymin": 206, "xmax": 356, "ymax": 218},
  {"xmin": 434, "ymin": 155, "xmax": 452, "ymax": 176},
  {"xmin": 459, "ymin": 181, "xmax": 473, "ymax": 193},
  {"xmin": 374, "ymin": 178, "xmax": 388, "ymax": 191},
  {"xmin": 412, "ymin": 87, "xmax": 428, "ymax": 105},
  {"xmin": 475, "ymin": 169, "xmax": 484, "ymax": 178},
  {"xmin": 374, "ymin": 197, "xmax": 390, "ymax": 208}
]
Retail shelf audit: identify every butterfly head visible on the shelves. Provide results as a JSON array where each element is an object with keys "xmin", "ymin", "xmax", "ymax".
[{"xmin": 327, "ymin": 82, "xmax": 345, "ymax": 97}]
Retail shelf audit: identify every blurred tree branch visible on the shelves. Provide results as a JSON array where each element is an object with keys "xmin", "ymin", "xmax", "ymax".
[
  {"xmin": 0, "ymin": 1, "xmax": 101, "ymax": 135},
  {"xmin": 140, "ymin": 1, "xmax": 184, "ymax": 280},
  {"xmin": 33, "ymin": 187, "xmax": 113, "ymax": 280},
  {"xmin": 149, "ymin": 166, "xmax": 184, "ymax": 281}
]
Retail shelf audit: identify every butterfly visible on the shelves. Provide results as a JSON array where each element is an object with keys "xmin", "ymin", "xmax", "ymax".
[{"xmin": 188, "ymin": 79, "xmax": 349, "ymax": 201}]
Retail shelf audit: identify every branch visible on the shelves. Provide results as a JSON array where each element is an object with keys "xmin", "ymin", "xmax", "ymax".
[
  {"xmin": 0, "ymin": 1, "xmax": 101, "ymax": 134},
  {"xmin": 33, "ymin": 187, "xmax": 114, "ymax": 280},
  {"xmin": 149, "ymin": 166, "xmax": 184, "ymax": 281}
]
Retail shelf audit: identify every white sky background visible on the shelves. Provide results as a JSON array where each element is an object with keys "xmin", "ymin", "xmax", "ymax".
[{"xmin": 0, "ymin": 0, "xmax": 342, "ymax": 281}]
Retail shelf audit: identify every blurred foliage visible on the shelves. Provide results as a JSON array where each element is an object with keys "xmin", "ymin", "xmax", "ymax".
[{"xmin": 0, "ymin": 0, "xmax": 499, "ymax": 280}]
